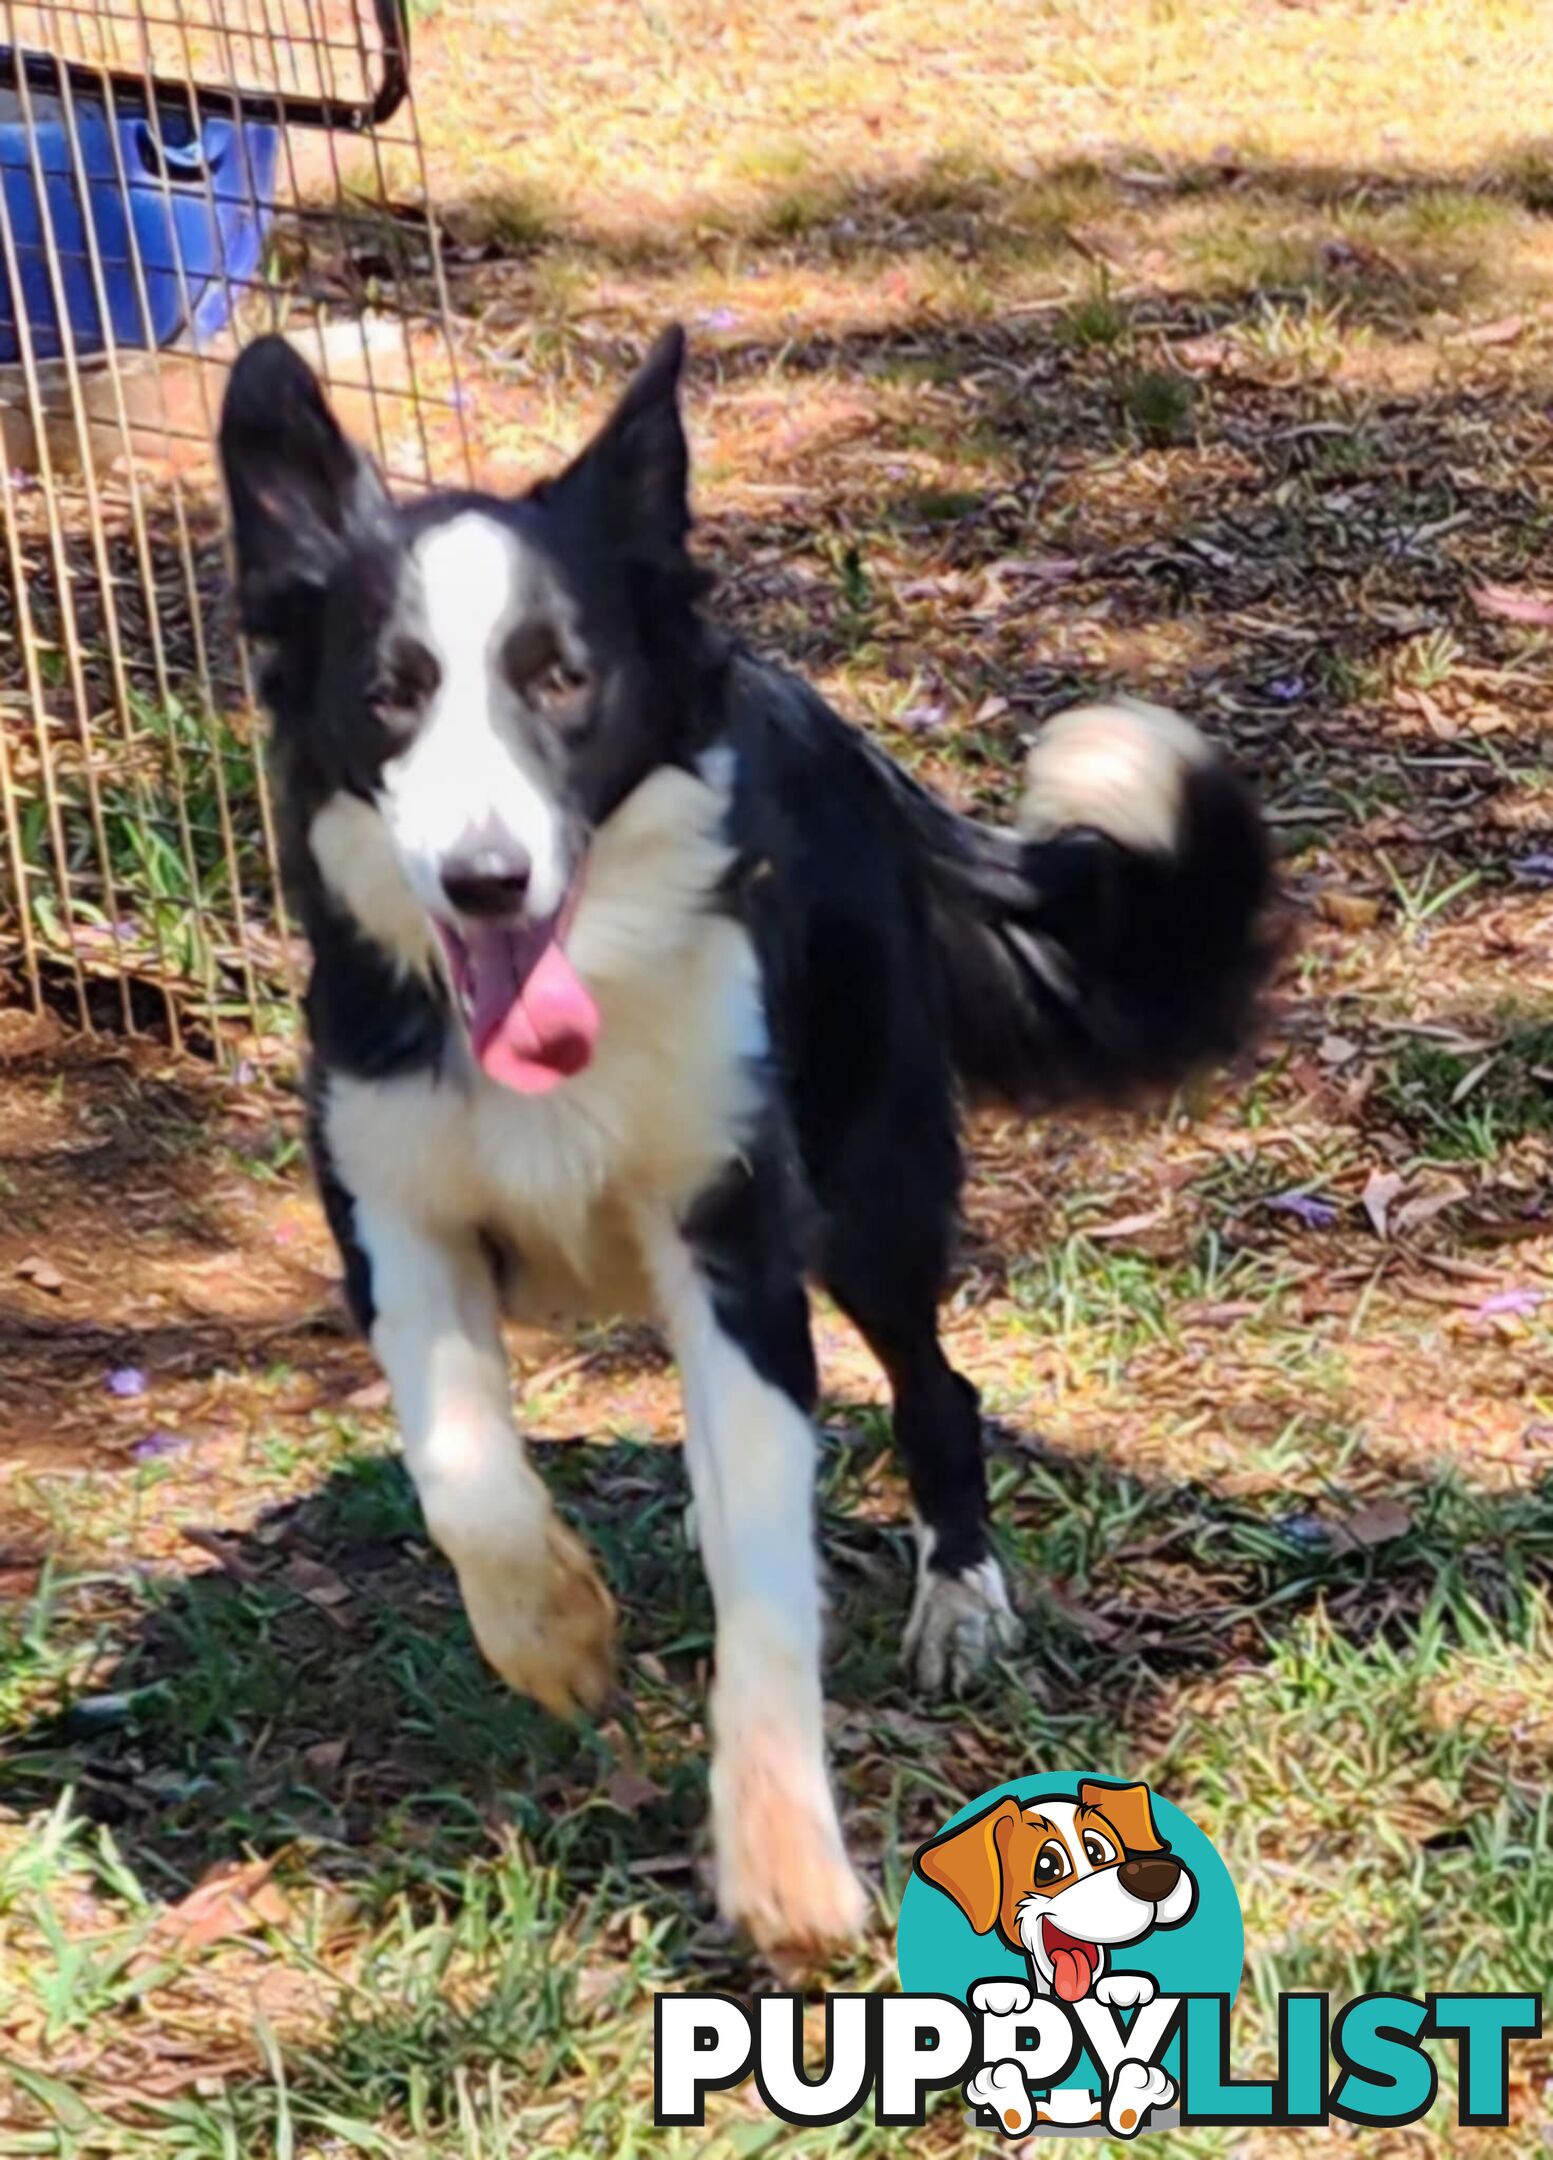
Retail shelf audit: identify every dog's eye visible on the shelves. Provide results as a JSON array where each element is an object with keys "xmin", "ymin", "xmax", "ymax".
[
  {"xmin": 505, "ymin": 627, "xmax": 592, "ymax": 722},
  {"xmin": 370, "ymin": 638, "xmax": 440, "ymax": 722},
  {"xmin": 528, "ymin": 655, "xmax": 593, "ymax": 718},
  {"xmin": 1083, "ymin": 1832, "xmax": 1116, "ymax": 1867},
  {"xmin": 1034, "ymin": 1840, "xmax": 1068, "ymax": 1884}
]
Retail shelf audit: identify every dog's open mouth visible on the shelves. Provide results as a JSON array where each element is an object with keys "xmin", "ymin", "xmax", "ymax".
[
  {"xmin": 1042, "ymin": 1917, "xmax": 1100, "ymax": 2002},
  {"xmin": 435, "ymin": 898, "xmax": 599, "ymax": 1095}
]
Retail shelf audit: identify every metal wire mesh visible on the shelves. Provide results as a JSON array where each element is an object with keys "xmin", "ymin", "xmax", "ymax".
[
  {"xmin": 0, "ymin": 0, "xmax": 468, "ymax": 1059},
  {"xmin": 3, "ymin": 0, "xmax": 403, "ymax": 124}
]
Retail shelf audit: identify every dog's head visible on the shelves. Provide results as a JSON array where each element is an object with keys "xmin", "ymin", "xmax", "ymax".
[
  {"xmin": 219, "ymin": 325, "xmax": 710, "ymax": 1094},
  {"xmin": 915, "ymin": 1782, "xmax": 1197, "ymax": 2001}
]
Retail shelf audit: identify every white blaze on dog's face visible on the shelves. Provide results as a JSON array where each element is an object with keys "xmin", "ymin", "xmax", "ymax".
[
  {"xmin": 218, "ymin": 325, "xmax": 702, "ymax": 1099},
  {"xmin": 346, "ymin": 510, "xmax": 603, "ymax": 1096},
  {"xmin": 376, "ymin": 513, "xmax": 573, "ymax": 928},
  {"xmin": 914, "ymin": 1781, "xmax": 1197, "ymax": 2002}
]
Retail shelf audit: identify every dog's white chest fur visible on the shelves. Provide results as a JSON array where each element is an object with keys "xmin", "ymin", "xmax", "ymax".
[{"xmin": 321, "ymin": 761, "xmax": 764, "ymax": 1318}]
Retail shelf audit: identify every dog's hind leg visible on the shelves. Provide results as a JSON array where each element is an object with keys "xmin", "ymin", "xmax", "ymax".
[
  {"xmin": 354, "ymin": 1202, "xmax": 616, "ymax": 1717},
  {"xmin": 637, "ymin": 1173, "xmax": 866, "ymax": 1959},
  {"xmin": 819, "ymin": 1124, "xmax": 1020, "ymax": 1696}
]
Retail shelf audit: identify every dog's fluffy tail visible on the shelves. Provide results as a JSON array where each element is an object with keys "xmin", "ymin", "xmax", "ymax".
[{"xmin": 889, "ymin": 699, "xmax": 1275, "ymax": 1110}]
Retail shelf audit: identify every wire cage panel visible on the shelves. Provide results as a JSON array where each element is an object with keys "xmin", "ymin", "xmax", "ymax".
[{"xmin": 0, "ymin": 0, "xmax": 469, "ymax": 1064}]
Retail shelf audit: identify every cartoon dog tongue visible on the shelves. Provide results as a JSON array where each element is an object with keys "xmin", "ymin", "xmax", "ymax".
[
  {"xmin": 461, "ymin": 920, "xmax": 599, "ymax": 1094},
  {"xmin": 1045, "ymin": 1925, "xmax": 1100, "ymax": 2003}
]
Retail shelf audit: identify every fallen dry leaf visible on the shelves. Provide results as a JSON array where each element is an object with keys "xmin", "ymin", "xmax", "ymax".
[
  {"xmin": 284, "ymin": 1554, "xmax": 356, "ymax": 1629},
  {"xmin": 1458, "ymin": 313, "xmax": 1527, "ymax": 348},
  {"xmin": 155, "ymin": 1857, "xmax": 292, "ymax": 1952},
  {"xmin": 1330, "ymin": 1499, "xmax": 1414, "ymax": 1553},
  {"xmin": 1363, "ymin": 1169, "xmax": 1407, "ymax": 1239},
  {"xmin": 573, "ymin": 1965, "xmax": 620, "ymax": 2013},
  {"xmin": 1086, "ymin": 1205, "xmax": 1171, "ymax": 1242},
  {"xmin": 16, "ymin": 1255, "xmax": 63, "ymax": 1293},
  {"xmin": 605, "ymin": 1770, "xmax": 666, "ymax": 1811},
  {"xmin": 1175, "ymin": 331, "xmax": 1235, "ymax": 373},
  {"xmin": 1043, "ymin": 1581, "xmax": 1124, "ymax": 1644},
  {"xmin": 285, "ymin": 1555, "xmax": 353, "ymax": 1606},
  {"xmin": 1471, "ymin": 583, "xmax": 1553, "ymax": 628},
  {"xmin": 181, "ymin": 1526, "xmax": 264, "ymax": 1585},
  {"xmin": 1177, "ymin": 1298, "xmax": 1262, "ymax": 1327},
  {"xmin": 1316, "ymin": 890, "xmax": 1383, "ymax": 929},
  {"xmin": 1393, "ymin": 1182, "xmax": 1468, "ymax": 1236}
]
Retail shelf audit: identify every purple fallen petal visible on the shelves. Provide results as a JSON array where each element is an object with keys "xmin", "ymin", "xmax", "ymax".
[
  {"xmin": 1476, "ymin": 1287, "xmax": 1544, "ymax": 1319},
  {"xmin": 1267, "ymin": 676, "xmax": 1307, "ymax": 704},
  {"xmin": 107, "ymin": 1367, "xmax": 147, "ymax": 1398},
  {"xmin": 1267, "ymin": 1191, "xmax": 1338, "ymax": 1229},
  {"xmin": 695, "ymin": 306, "xmax": 739, "ymax": 331},
  {"xmin": 899, "ymin": 703, "xmax": 948, "ymax": 732},
  {"xmin": 1511, "ymin": 852, "xmax": 1553, "ymax": 885},
  {"xmin": 133, "ymin": 1430, "xmax": 191, "ymax": 1462}
]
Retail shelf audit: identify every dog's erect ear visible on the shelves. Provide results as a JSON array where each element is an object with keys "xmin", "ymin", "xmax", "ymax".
[
  {"xmin": 554, "ymin": 324, "xmax": 690, "ymax": 556},
  {"xmin": 219, "ymin": 335, "xmax": 390, "ymax": 636},
  {"xmin": 914, "ymin": 1798, "xmax": 1022, "ymax": 1934},
  {"xmin": 1080, "ymin": 1780, "xmax": 1167, "ymax": 1856}
]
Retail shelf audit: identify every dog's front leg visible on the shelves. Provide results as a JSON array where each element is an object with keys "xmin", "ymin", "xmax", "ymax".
[
  {"xmin": 637, "ymin": 1184, "xmax": 866, "ymax": 1958},
  {"xmin": 355, "ymin": 1203, "xmax": 615, "ymax": 1716}
]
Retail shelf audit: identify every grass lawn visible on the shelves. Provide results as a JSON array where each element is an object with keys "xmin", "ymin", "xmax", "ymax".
[{"xmin": 6, "ymin": 0, "xmax": 1553, "ymax": 2150}]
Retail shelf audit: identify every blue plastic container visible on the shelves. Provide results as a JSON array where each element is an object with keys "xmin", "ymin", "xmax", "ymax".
[{"xmin": 0, "ymin": 93, "xmax": 278, "ymax": 362}]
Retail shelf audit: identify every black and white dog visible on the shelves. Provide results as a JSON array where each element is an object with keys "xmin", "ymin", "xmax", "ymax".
[{"xmin": 218, "ymin": 327, "xmax": 1271, "ymax": 1954}]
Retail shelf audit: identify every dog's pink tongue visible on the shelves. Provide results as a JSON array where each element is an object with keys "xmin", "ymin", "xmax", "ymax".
[
  {"xmin": 1051, "ymin": 1945, "xmax": 1096, "ymax": 2003},
  {"xmin": 468, "ymin": 930, "xmax": 599, "ymax": 1094}
]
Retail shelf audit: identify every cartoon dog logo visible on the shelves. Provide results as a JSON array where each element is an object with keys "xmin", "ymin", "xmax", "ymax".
[
  {"xmin": 915, "ymin": 1778, "xmax": 1198, "ymax": 1999},
  {"xmin": 914, "ymin": 1779, "xmax": 1198, "ymax": 2135}
]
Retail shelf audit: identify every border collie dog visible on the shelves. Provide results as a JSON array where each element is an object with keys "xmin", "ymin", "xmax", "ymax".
[{"xmin": 219, "ymin": 327, "xmax": 1271, "ymax": 1954}]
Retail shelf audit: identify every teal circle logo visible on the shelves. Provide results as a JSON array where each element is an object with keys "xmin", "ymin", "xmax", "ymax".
[{"xmin": 898, "ymin": 1774, "xmax": 1242, "ymax": 2133}]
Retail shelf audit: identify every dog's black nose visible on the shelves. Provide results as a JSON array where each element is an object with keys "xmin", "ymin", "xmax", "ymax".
[
  {"xmin": 441, "ymin": 848, "xmax": 531, "ymax": 919},
  {"xmin": 1120, "ymin": 1855, "xmax": 1181, "ymax": 1903}
]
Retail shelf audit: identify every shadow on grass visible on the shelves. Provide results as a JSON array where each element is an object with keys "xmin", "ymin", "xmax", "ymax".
[
  {"xmin": 7, "ymin": 1417, "xmax": 1553, "ymax": 1908},
  {"xmin": 7, "ymin": 1327, "xmax": 1553, "ymax": 2137},
  {"xmin": 441, "ymin": 143, "xmax": 1553, "ymax": 319}
]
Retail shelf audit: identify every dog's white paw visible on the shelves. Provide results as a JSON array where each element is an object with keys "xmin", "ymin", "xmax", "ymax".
[
  {"xmin": 425, "ymin": 1463, "xmax": 617, "ymax": 1718},
  {"xmin": 1096, "ymin": 1971, "xmax": 1157, "ymax": 2010},
  {"xmin": 1020, "ymin": 698, "xmax": 1210, "ymax": 857},
  {"xmin": 711, "ymin": 1714, "xmax": 867, "ymax": 1960},
  {"xmin": 970, "ymin": 1978, "xmax": 1035, "ymax": 2018},
  {"xmin": 966, "ymin": 2060, "xmax": 1034, "ymax": 2137},
  {"xmin": 1106, "ymin": 2059, "xmax": 1174, "ymax": 2139},
  {"xmin": 904, "ymin": 1549, "xmax": 1019, "ymax": 1694},
  {"xmin": 454, "ymin": 1510, "xmax": 617, "ymax": 1717}
]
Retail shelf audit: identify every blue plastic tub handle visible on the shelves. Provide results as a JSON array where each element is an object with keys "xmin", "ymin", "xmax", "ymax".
[{"xmin": 133, "ymin": 121, "xmax": 221, "ymax": 186}]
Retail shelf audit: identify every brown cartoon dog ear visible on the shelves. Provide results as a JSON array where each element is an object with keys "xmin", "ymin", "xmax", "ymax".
[
  {"xmin": 915, "ymin": 1797, "xmax": 1022, "ymax": 1933},
  {"xmin": 1080, "ymin": 1779, "xmax": 1167, "ymax": 1854}
]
